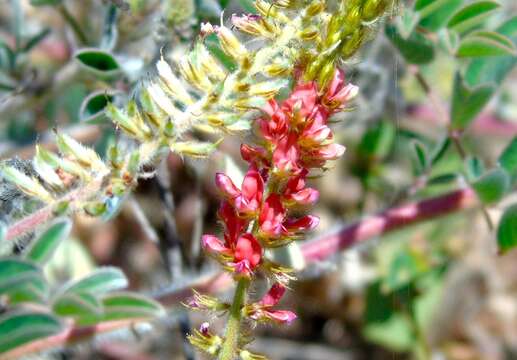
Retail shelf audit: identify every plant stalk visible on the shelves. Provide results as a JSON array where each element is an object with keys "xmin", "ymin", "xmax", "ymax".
[
  {"xmin": 58, "ymin": 4, "xmax": 89, "ymax": 45},
  {"xmin": 219, "ymin": 277, "xmax": 250, "ymax": 360}
]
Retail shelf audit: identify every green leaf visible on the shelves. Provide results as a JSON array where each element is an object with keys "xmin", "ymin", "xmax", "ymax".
[
  {"xmin": 204, "ymin": 34, "xmax": 237, "ymax": 72},
  {"xmin": 498, "ymin": 137, "xmax": 517, "ymax": 179},
  {"xmin": 427, "ymin": 173, "xmax": 459, "ymax": 186},
  {"xmin": 237, "ymin": 0, "xmax": 257, "ymax": 13},
  {"xmin": 0, "ymin": 311, "xmax": 62, "ymax": 354},
  {"xmin": 429, "ymin": 136, "xmax": 451, "ymax": 165},
  {"xmin": 30, "ymin": 0, "xmax": 62, "ymax": 5},
  {"xmin": 53, "ymin": 292, "xmax": 102, "ymax": 325},
  {"xmin": 358, "ymin": 120, "xmax": 396, "ymax": 160},
  {"xmin": 197, "ymin": 0, "xmax": 222, "ymax": 19},
  {"xmin": 417, "ymin": 0, "xmax": 463, "ymax": 32},
  {"xmin": 386, "ymin": 25, "xmax": 435, "ymax": 65},
  {"xmin": 382, "ymin": 251, "xmax": 429, "ymax": 293},
  {"xmin": 466, "ymin": 156, "xmax": 485, "ymax": 181},
  {"xmin": 415, "ymin": 0, "xmax": 450, "ymax": 17},
  {"xmin": 497, "ymin": 204, "xmax": 517, "ymax": 254},
  {"xmin": 24, "ymin": 219, "xmax": 71, "ymax": 265},
  {"xmin": 450, "ymin": 72, "xmax": 494, "ymax": 130},
  {"xmin": 363, "ymin": 282, "xmax": 414, "ymax": 351},
  {"xmin": 100, "ymin": 292, "xmax": 165, "ymax": 321},
  {"xmin": 411, "ymin": 140, "xmax": 428, "ymax": 175},
  {"xmin": 79, "ymin": 90, "xmax": 119, "ymax": 124},
  {"xmin": 457, "ymin": 31, "xmax": 517, "ymax": 57},
  {"xmin": 21, "ymin": 28, "xmax": 51, "ymax": 53},
  {"xmin": 396, "ymin": 8, "xmax": 421, "ymax": 39},
  {"xmin": 74, "ymin": 49, "xmax": 121, "ymax": 79},
  {"xmin": 465, "ymin": 16, "xmax": 517, "ymax": 86},
  {"xmin": 0, "ymin": 258, "xmax": 47, "ymax": 302},
  {"xmin": 472, "ymin": 168, "xmax": 510, "ymax": 204},
  {"xmin": 63, "ymin": 267, "xmax": 128, "ymax": 295},
  {"xmin": 447, "ymin": 1, "xmax": 500, "ymax": 34}
]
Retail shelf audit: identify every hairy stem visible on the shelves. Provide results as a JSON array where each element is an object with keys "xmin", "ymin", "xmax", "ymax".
[{"xmin": 219, "ymin": 277, "xmax": 250, "ymax": 360}]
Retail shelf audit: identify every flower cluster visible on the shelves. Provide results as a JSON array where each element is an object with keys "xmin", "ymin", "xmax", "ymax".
[
  {"xmin": 202, "ymin": 68, "xmax": 357, "ymax": 279},
  {"xmin": 189, "ymin": 68, "xmax": 357, "ymax": 357}
]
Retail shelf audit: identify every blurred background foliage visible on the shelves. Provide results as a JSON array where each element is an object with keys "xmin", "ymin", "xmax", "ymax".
[{"xmin": 1, "ymin": 0, "xmax": 517, "ymax": 359}]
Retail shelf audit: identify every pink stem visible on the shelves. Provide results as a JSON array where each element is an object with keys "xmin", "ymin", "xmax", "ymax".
[{"xmin": 301, "ymin": 187, "xmax": 478, "ymax": 263}]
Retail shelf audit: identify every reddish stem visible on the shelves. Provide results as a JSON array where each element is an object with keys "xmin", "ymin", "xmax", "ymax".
[{"xmin": 301, "ymin": 187, "xmax": 478, "ymax": 263}]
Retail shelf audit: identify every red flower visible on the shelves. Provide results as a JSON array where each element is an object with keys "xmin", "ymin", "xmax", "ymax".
[
  {"xmin": 323, "ymin": 68, "xmax": 359, "ymax": 110},
  {"xmin": 218, "ymin": 202, "xmax": 247, "ymax": 246},
  {"xmin": 272, "ymin": 132, "xmax": 301, "ymax": 174},
  {"xmin": 259, "ymin": 282, "xmax": 286, "ymax": 306},
  {"xmin": 282, "ymin": 82, "xmax": 317, "ymax": 119},
  {"xmin": 233, "ymin": 233, "xmax": 262, "ymax": 273},
  {"xmin": 258, "ymin": 100, "xmax": 288, "ymax": 142},
  {"xmin": 259, "ymin": 194, "xmax": 286, "ymax": 238},
  {"xmin": 248, "ymin": 283, "xmax": 297, "ymax": 324},
  {"xmin": 310, "ymin": 143, "xmax": 346, "ymax": 160},
  {"xmin": 240, "ymin": 144, "xmax": 269, "ymax": 165},
  {"xmin": 283, "ymin": 169, "xmax": 319, "ymax": 206},
  {"xmin": 202, "ymin": 231, "xmax": 262, "ymax": 277},
  {"xmin": 282, "ymin": 215, "xmax": 319, "ymax": 235},
  {"xmin": 299, "ymin": 110, "xmax": 332, "ymax": 146},
  {"xmin": 215, "ymin": 165, "xmax": 264, "ymax": 215}
]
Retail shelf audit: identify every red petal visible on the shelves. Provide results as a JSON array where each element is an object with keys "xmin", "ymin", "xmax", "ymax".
[
  {"xmin": 285, "ymin": 169, "xmax": 308, "ymax": 194},
  {"xmin": 313, "ymin": 143, "xmax": 346, "ymax": 160},
  {"xmin": 291, "ymin": 188, "xmax": 319, "ymax": 205},
  {"xmin": 218, "ymin": 202, "xmax": 247, "ymax": 245},
  {"xmin": 234, "ymin": 233, "xmax": 262, "ymax": 268},
  {"xmin": 283, "ymin": 82, "xmax": 317, "ymax": 118},
  {"xmin": 202, "ymin": 234, "xmax": 231, "ymax": 255},
  {"xmin": 236, "ymin": 166, "xmax": 264, "ymax": 214},
  {"xmin": 215, "ymin": 173, "xmax": 240, "ymax": 198},
  {"xmin": 260, "ymin": 283, "xmax": 286, "ymax": 307},
  {"xmin": 272, "ymin": 133, "xmax": 301, "ymax": 174},
  {"xmin": 265, "ymin": 309, "xmax": 297, "ymax": 324},
  {"xmin": 284, "ymin": 215, "xmax": 319, "ymax": 232},
  {"xmin": 327, "ymin": 68, "xmax": 345, "ymax": 97},
  {"xmin": 259, "ymin": 194, "xmax": 286, "ymax": 237}
]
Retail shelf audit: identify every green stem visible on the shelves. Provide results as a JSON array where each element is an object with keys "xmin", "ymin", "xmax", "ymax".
[
  {"xmin": 219, "ymin": 277, "xmax": 250, "ymax": 360},
  {"xmin": 58, "ymin": 4, "xmax": 89, "ymax": 45}
]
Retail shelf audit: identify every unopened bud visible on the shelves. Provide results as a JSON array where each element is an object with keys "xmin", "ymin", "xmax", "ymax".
[
  {"xmin": 306, "ymin": 0, "xmax": 324, "ymax": 16},
  {"xmin": 362, "ymin": 0, "xmax": 388, "ymax": 22},
  {"xmin": 217, "ymin": 26, "xmax": 248, "ymax": 61}
]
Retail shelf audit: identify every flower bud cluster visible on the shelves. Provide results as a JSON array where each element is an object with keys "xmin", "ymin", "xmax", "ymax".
[
  {"xmin": 305, "ymin": 0, "xmax": 390, "ymax": 86},
  {"xmin": 189, "ymin": 68, "xmax": 357, "ymax": 358}
]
